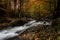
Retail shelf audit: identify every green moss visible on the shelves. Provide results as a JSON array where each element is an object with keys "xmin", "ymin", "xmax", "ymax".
[
  {"xmin": 57, "ymin": 36, "xmax": 60, "ymax": 40},
  {"xmin": 56, "ymin": 18, "xmax": 60, "ymax": 30}
]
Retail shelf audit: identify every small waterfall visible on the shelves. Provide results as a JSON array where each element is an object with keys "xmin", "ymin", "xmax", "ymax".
[{"xmin": 0, "ymin": 20, "xmax": 51, "ymax": 40}]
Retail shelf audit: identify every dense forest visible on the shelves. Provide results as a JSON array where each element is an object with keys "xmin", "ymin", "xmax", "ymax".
[
  {"xmin": 0, "ymin": 0, "xmax": 57, "ymax": 18},
  {"xmin": 0, "ymin": 0, "xmax": 59, "ymax": 29},
  {"xmin": 0, "ymin": 0, "xmax": 60, "ymax": 40}
]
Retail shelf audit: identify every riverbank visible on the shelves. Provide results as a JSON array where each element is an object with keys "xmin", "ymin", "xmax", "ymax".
[{"xmin": 0, "ymin": 17, "xmax": 32, "ymax": 29}]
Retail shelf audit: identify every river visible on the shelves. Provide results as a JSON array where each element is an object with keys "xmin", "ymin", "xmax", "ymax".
[{"xmin": 0, "ymin": 20, "xmax": 51, "ymax": 40}]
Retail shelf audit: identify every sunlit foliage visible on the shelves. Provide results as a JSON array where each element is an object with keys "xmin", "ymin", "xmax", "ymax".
[
  {"xmin": 21, "ymin": 0, "xmax": 56, "ymax": 19},
  {"xmin": 0, "ymin": 0, "xmax": 57, "ymax": 19}
]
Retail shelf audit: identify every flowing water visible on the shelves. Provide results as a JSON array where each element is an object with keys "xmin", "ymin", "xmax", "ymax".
[{"xmin": 0, "ymin": 20, "xmax": 51, "ymax": 40}]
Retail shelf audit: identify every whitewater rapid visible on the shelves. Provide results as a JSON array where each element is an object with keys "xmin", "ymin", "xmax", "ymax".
[{"xmin": 0, "ymin": 20, "xmax": 51, "ymax": 40}]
